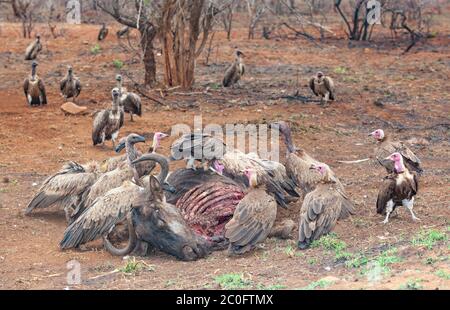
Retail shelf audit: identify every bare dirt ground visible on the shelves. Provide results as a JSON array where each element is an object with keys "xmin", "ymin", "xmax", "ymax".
[{"xmin": 0, "ymin": 17, "xmax": 449, "ymax": 290}]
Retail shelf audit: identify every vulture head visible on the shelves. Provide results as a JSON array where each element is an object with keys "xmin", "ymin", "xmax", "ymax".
[
  {"xmin": 212, "ymin": 160, "xmax": 225, "ymax": 175},
  {"xmin": 31, "ymin": 61, "xmax": 38, "ymax": 69},
  {"xmin": 152, "ymin": 132, "xmax": 169, "ymax": 150},
  {"xmin": 386, "ymin": 152, "xmax": 405, "ymax": 173},
  {"xmin": 243, "ymin": 168, "xmax": 258, "ymax": 188},
  {"xmin": 111, "ymin": 87, "xmax": 121, "ymax": 99},
  {"xmin": 67, "ymin": 65, "xmax": 73, "ymax": 75},
  {"xmin": 316, "ymin": 71, "xmax": 324, "ymax": 79},
  {"xmin": 36, "ymin": 34, "xmax": 41, "ymax": 42},
  {"xmin": 310, "ymin": 163, "xmax": 332, "ymax": 181},
  {"xmin": 114, "ymin": 133, "xmax": 146, "ymax": 153},
  {"xmin": 236, "ymin": 50, "xmax": 245, "ymax": 58},
  {"xmin": 115, "ymin": 74, "xmax": 122, "ymax": 83},
  {"xmin": 369, "ymin": 129, "xmax": 385, "ymax": 141}
]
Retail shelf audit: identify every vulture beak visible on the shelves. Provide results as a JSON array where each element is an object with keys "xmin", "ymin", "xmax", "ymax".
[
  {"xmin": 135, "ymin": 135, "xmax": 146, "ymax": 143},
  {"xmin": 115, "ymin": 141, "xmax": 126, "ymax": 153},
  {"xmin": 368, "ymin": 131, "xmax": 375, "ymax": 137},
  {"xmin": 309, "ymin": 164, "xmax": 317, "ymax": 170}
]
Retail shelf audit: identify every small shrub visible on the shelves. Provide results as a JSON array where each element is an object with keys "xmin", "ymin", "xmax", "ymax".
[
  {"xmin": 113, "ymin": 59, "xmax": 124, "ymax": 69},
  {"xmin": 90, "ymin": 44, "xmax": 101, "ymax": 55},
  {"xmin": 412, "ymin": 229, "xmax": 447, "ymax": 249},
  {"xmin": 214, "ymin": 273, "xmax": 252, "ymax": 290}
]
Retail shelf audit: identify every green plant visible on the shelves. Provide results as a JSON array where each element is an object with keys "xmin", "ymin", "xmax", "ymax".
[
  {"xmin": 435, "ymin": 270, "xmax": 450, "ymax": 280},
  {"xmin": 399, "ymin": 279, "xmax": 423, "ymax": 290},
  {"xmin": 214, "ymin": 273, "xmax": 252, "ymax": 290},
  {"xmin": 374, "ymin": 248, "xmax": 402, "ymax": 267},
  {"xmin": 113, "ymin": 59, "xmax": 124, "ymax": 69},
  {"xmin": 119, "ymin": 257, "xmax": 155, "ymax": 275},
  {"xmin": 257, "ymin": 283, "xmax": 286, "ymax": 290},
  {"xmin": 311, "ymin": 233, "xmax": 351, "ymax": 262},
  {"xmin": 284, "ymin": 245, "xmax": 295, "ymax": 258},
  {"xmin": 333, "ymin": 66, "xmax": 347, "ymax": 74},
  {"xmin": 307, "ymin": 258, "xmax": 317, "ymax": 265},
  {"xmin": 345, "ymin": 254, "xmax": 369, "ymax": 268},
  {"xmin": 90, "ymin": 44, "xmax": 101, "ymax": 55},
  {"xmin": 301, "ymin": 279, "xmax": 333, "ymax": 290},
  {"xmin": 412, "ymin": 229, "xmax": 447, "ymax": 249}
]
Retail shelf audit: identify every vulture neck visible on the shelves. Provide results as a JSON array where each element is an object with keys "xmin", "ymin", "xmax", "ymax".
[
  {"xmin": 67, "ymin": 71, "xmax": 73, "ymax": 81},
  {"xmin": 151, "ymin": 136, "xmax": 160, "ymax": 153},
  {"xmin": 117, "ymin": 80, "xmax": 122, "ymax": 90},
  {"xmin": 394, "ymin": 158, "xmax": 405, "ymax": 173},
  {"xmin": 31, "ymin": 67, "xmax": 36, "ymax": 78},
  {"xmin": 248, "ymin": 173, "xmax": 259, "ymax": 189},
  {"xmin": 112, "ymin": 97, "xmax": 120, "ymax": 112},
  {"xmin": 281, "ymin": 128, "xmax": 296, "ymax": 154},
  {"xmin": 125, "ymin": 141, "xmax": 140, "ymax": 166}
]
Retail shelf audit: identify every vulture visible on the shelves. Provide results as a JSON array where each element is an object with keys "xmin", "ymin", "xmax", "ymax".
[
  {"xmin": 23, "ymin": 61, "xmax": 47, "ymax": 106},
  {"xmin": 309, "ymin": 71, "xmax": 335, "ymax": 104},
  {"xmin": 60, "ymin": 153, "xmax": 170, "ymax": 256},
  {"xmin": 24, "ymin": 35, "xmax": 42, "ymax": 60},
  {"xmin": 60, "ymin": 65, "xmax": 82, "ymax": 103},
  {"xmin": 298, "ymin": 163, "xmax": 354, "ymax": 249},
  {"xmin": 270, "ymin": 121, "xmax": 344, "ymax": 194},
  {"xmin": 25, "ymin": 161, "xmax": 100, "ymax": 222},
  {"xmin": 92, "ymin": 87, "xmax": 124, "ymax": 148},
  {"xmin": 116, "ymin": 75, "xmax": 142, "ymax": 122},
  {"xmin": 369, "ymin": 129, "xmax": 423, "ymax": 175},
  {"xmin": 216, "ymin": 149, "xmax": 299, "ymax": 208},
  {"xmin": 101, "ymin": 132, "xmax": 168, "ymax": 173},
  {"xmin": 170, "ymin": 132, "xmax": 226, "ymax": 170},
  {"xmin": 116, "ymin": 26, "xmax": 129, "ymax": 38},
  {"xmin": 75, "ymin": 133, "xmax": 147, "ymax": 218},
  {"xmin": 376, "ymin": 152, "xmax": 419, "ymax": 224},
  {"xmin": 97, "ymin": 23, "xmax": 108, "ymax": 41},
  {"xmin": 225, "ymin": 168, "xmax": 277, "ymax": 255},
  {"xmin": 222, "ymin": 50, "xmax": 245, "ymax": 87}
]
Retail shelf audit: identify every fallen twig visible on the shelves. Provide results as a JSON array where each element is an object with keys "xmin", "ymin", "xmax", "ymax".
[{"xmin": 337, "ymin": 158, "xmax": 370, "ymax": 164}]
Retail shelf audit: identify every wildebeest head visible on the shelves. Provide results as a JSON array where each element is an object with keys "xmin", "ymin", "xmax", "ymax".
[{"xmin": 131, "ymin": 176, "xmax": 210, "ymax": 261}]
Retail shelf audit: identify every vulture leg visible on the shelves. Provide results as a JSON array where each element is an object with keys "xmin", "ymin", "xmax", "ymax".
[
  {"xmin": 382, "ymin": 200, "xmax": 394, "ymax": 224},
  {"xmin": 403, "ymin": 198, "xmax": 420, "ymax": 221},
  {"xmin": 130, "ymin": 113, "xmax": 134, "ymax": 122}
]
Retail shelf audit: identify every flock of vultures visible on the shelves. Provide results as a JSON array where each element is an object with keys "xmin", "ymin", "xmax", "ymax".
[{"xmin": 21, "ymin": 25, "xmax": 422, "ymax": 261}]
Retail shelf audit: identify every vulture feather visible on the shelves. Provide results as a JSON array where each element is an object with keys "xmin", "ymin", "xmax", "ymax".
[
  {"xmin": 309, "ymin": 71, "xmax": 335, "ymax": 104},
  {"xmin": 24, "ymin": 35, "xmax": 42, "ymax": 60},
  {"xmin": 116, "ymin": 75, "xmax": 142, "ymax": 122},
  {"xmin": 223, "ymin": 50, "xmax": 245, "ymax": 87},
  {"xmin": 23, "ymin": 61, "xmax": 47, "ymax": 106},
  {"xmin": 97, "ymin": 23, "xmax": 108, "ymax": 41},
  {"xmin": 60, "ymin": 66, "xmax": 81, "ymax": 102}
]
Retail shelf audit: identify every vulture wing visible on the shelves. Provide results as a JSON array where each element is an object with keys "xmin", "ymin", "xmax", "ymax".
[
  {"xmin": 23, "ymin": 78, "xmax": 29, "ymax": 99},
  {"xmin": 92, "ymin": 109, "xmax": 109, "ymax": 145},
  {"xmin": 309, "ymin": 77, "xmax": 318, "ymax": 96},
  {"xmin": 121, "ymin": 92, "xmax": 142, "ymax": 116},
  {"xmin": 60, "ymin": 181, "xmax": 144, "ymax": 249},
  {"xmin": 75, "ymin": 78, "xmax": 82, "ymax": 96},
  {"xmin": 60, "ymin": 77, "xmax": 67, "ymax": 93},
  {"xmin": 225, "ymin": 189, "xmax": 277, "ymax": 255},
  {"xmin": 323, "ymin": 77, "xmax": 335, "ymax": 100},
  {"xmin": 223, "ymin": 63, "xmax": 238, "ymax": 87},
  {"xmin": 38, "ymin": 78, "xmax": 47, "ymax": 104},
  {"xmin": 376, "ymin": 176, "xmax": 396, "ymax": 214},
  {"xmin": 298, "ymin": 184, "xmax": 348, "ymax": 247},
  {"xmin": 391, "ymin": 141, "xmax": 422, "ymax": 173}
]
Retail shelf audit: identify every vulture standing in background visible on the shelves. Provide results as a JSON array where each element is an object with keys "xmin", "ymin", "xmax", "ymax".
[
  {"xmin": 116, "ymin": 26, "xmax": 129, "ymax": 38},
  {"xmin": 369, "ymin": 129, "xmax": 423, "ymax": 175},
  {"xmin": 60, "ymin": 65, "xmax": 82, "ymax": 103},
  {"xmin": 75, "ymin": 133, "xmax": 147, "ymax": 218},
  {"xmin": 23, "ymin": 61, "xmax": 47, "ymax": 106},
  {"xmin": 309, "ymin": 71, "xmax": 335, "ymax": 104},
  {"xmin": 170, "ymin": 133, "xmax": 226, "ymax": 170},
  {"xmin": 25, "ymin": 161, "xmax": 100, "ymax": 222},
  {"xmin": 92, "ymin": 88, "xmax": 124, "ymax": 148},
  {"xmin": 225, "ymin": 168, "xmax": 277, "ymax": 255},
  {"xmin": 60, "ymin": 153, "xmax": 170, "ymax": 256},
  {"xmin": 116, "ymin": 75, "xmax": 142, "ymax": 122},
  {"xmin": 376, "ymin": 152, "xmax": 419, "ymax": 224},
  {"xmin": 270, "ymin": 121, "xmax": 343, "ymax": 194},
  {"xmin": 216, "ymin": 149, "xmax": 299, "ymax": 209},
  {"xmin": 222, "ymin": 50, "xmax": 245, "ymax": 87},
  {"xmin": 298, "ymin": 163, "xmax": 354, "ymax": 249},
  {"xmin": 24, "ymin": 35, "xmax": 42, "ymax": 60},
  {"xmin": 98, "ymin": 23, "xmax": 108, "ymax": 41}
]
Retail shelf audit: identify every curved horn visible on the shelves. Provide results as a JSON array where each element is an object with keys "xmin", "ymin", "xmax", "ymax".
[
  {"xmin": 102, "ymin": 213, "xmax": 137, "ymax": 256},
  {"xmin": 132, "ymin": 153, "xmax": 170, "ymax": 184}
]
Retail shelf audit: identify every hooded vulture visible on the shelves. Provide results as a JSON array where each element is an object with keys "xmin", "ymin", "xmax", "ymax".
[
  {"xmin": 223, "ymin": 50, "xmax": 245, "ymax": 87},
  {"xmin": 225, "ymin": 168, "xmax": 277, "ymax": 255},
  {"xmin": 24, "ymin": 35, "xmax": 42, "ymax": 60},
  {"xmin": 369, "ymin": 129, "xmax": 423, "ymax": 175},
  {"xmin": 270, "ymin": 121, "xmax": 344, "ymax": 195},
  {"xmin": 298, "ymin": 163, "xmax": 354, "ymax": 249},
  {"xmin": 92, "ymin": 88, "xmax": 124, "ymax": 148},
  {"xmin": 376, "ymin": 152, "xmax": 419, "ymax": 224},
  {"xmin": 23, "ymin": 61, "xmax": 47, "ymax": 106},
  {"xmin": 309, "ymin": 71, "xmax": 335, "ymax": 104},
  {"xmin": 60, "ymin": 65, "xmax": 82, "ymax": 103}
]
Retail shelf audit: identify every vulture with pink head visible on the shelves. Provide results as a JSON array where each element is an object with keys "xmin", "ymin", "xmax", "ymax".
[
  {"xmin": 376, "ymin": 152, "xmax": 419, "ymax": 224},
  {"xmin": 369, "ymin": 129, "xmax": 422, "ymax": 174}
]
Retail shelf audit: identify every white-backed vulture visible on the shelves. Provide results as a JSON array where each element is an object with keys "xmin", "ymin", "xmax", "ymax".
[
  {"xmin": 116, "ymin": 75, "xmax": 142, "ymax": 122},
  {"xmin": 225, "ymin": 168, "xmax": 277, "ymax": 255},
  {"xmin": 170, "ymin": 133, "xmax": 226, "ymax": 170},
  {"xmin": 116, "ymin": 26, "xmax": 129, "ymax": 38},
  {"xmin": 270, "ymin": 121, "xmax": 344, "ymax": 194},
  {"xmin": 215, "ymin": 149, "xmax": 299, "ymax": 208},
  {"xmin": 298, "ymin": 163, "xmax": 354, "ymax": 249},
  {"xmin": 92, "ymin": 87, "xmax": 124, "ymax": 148},
  {"xmin": 24, "ymin": 35, "xmax": 42, "ymax": 60},
  {"xmin": 98, "ymin": 23, "xmax": 108, "ymax": 41},
  {"xmin": 60, "ymin": 65, "xmax": 81, "ymax": 103},
  {"xmin": 222, "ymin": 50, "xmax": 245, "ymax": 87},
  {"xmin": 23, "ymin": 61, "xmax": 47, "ymax": 106},
  {"xmin": 376, "ymin": 152, "xmax": 419, "ymax": 224},
  {"xmin": 309, "ymin": 71, "xmax": 335, "ymax": 104},
  {"xmin": 25, "ymin": 161, "xmax": 100, "ymax": 222},
  {"xmin": 60, "ymin": 153, "xmax": 170, "ymax": 256},
  {"xmin": 369, "ymin": 129, "xmax": 423, "ymax": 174}
]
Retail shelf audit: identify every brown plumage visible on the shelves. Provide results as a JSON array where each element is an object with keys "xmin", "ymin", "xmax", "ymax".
[
  {"xmin": 225, "ymin": 169, "xmax": 277, "ymax": 255},
  {"xmin": 309, "ymin": 71, "xmax": 335, "ymax": 104},
  {"xmin": 24, "ymin": 35, "xmax": 42, "ymax": 60},
  {"xmin": 25, "ymin": 161, "xmax": 99, "ymax": 222},
  {"xmin": 92, "ymin": 88, "xmax": 124, "ymax": 148},
  {"xmin": 376, "ymin": 152, "xmax": 419, "ymax": 224},
  {"xmin": 60, "ymin": 66, "xmax": 81, "ymax": 102},
  {"xmin": 23, "ymin": 61, "xmax": 47, "ymax": 106},
  {"xmin": 271, "ymin": 121, "xmax": 343, "ymax": 194},
  {"xmin": 116, "ymin": 75, "xmax": 142, "ymax": 122},
  {"xmin": 298, "ymin": 163, "xmax": 354, "ymax": 249},
  {"xmin": 97, "ymin": 23, "xmax": 108, "ymax": 41},
  {"xmin": 222, "ymin": 50, "xmax": 245, "ymax": 87},
  {"xmin": 369, "ymin": 129, "xmax": 423, "ymax": 174}
]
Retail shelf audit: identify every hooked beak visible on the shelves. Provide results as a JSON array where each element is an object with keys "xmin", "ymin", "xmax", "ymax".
[
  {"xmin": 309, "ymin": 164, "xmax": 317, "ymax": 170},
  {"xmin": 135, "ymin": 135, "xmax": 146, "ymax": 144},
  {"xmin": 115, "ymin": 142, "xmax": 126, "ymax": 153},
  {"xmin": 368, "ymin": 132, "xmax": 375, "ymax": 137}
]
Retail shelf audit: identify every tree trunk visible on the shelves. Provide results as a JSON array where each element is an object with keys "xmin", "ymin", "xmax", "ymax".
[{"xmin": 139, "ymin": 24, "xmax": 157, "ymax": 86}]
